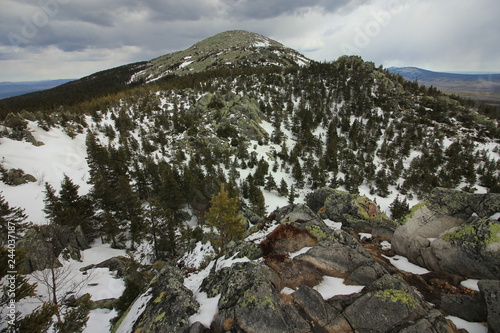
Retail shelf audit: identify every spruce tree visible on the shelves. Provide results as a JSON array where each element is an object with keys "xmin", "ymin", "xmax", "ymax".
[
  {"xmin": 205, "ymin": 184, "xmax": 245, "ymax": 254},
  {"xmin": 278, "ymin": 178, "xmax": 289, "ymax": 197},
  {"xmin": 389, "ymin": 195, "xmax": 410, "ymax": 222},
  {"xmin": 264, "ymin": 173, "xmax": 277, "ymax": 192}
]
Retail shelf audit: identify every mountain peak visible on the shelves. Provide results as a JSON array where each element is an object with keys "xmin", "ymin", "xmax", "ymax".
[
  {"xmin": 131, "ymin": 30, "xmax": 312, "ymax": 83},
  {"xmin": 190, "ymin": 30, "xmax": 284, "ymax": 51}
]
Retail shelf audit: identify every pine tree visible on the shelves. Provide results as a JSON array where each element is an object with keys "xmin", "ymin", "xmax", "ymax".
[
  {"xmin": 264, "ymin": 173, "xmax": 277, "ymax": 192},
  {"xmin": 278, "ymin": 178, "xmax": 289, "ymax": 197},
  {"xmin": 389, "ymin": 195, "xmax": 410, "ymax": 222},
  {"xmin": 44, "ymin": 175, "xmax": 96, "ymax": 241},
  {"xmin": 288, "ymin": 185, "xmax": 298, "ymax": 204},
  {"xmin": 0, "ymin": 194, "xmax": 30, "ymax": 245},
  {"xmin": 205, "ymin": 184, "xmax": 245, "ymax": 254}
]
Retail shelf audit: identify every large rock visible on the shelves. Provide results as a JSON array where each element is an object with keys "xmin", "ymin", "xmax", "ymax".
[
  {"xmin": 392, "ymin": 188, "xmax": 500, "ymax": 279},
  {"xmin": 17, "ymin": 224, "xmax": 89, "ymax": 273},
  {"xmin": 306, "ymin": 187, "xmax": 398, "ymax": 231},
  {"xmin": 201, "ymin": 261, "xmax": 310, "ymax": 333},
  {"xmin": 344, "ymin": 275, "xmax": 456, "ymax": 333},
  {"xmin": 478, "ymin": 280, "xmax": 500, "ymax": 333},
  {"xmin": 441, "ymin": 294, "xmax": 487, "ymax": 323},
  {"xmin": 114, "ymin": 264, "xmax": 198, "ymax": 333}
]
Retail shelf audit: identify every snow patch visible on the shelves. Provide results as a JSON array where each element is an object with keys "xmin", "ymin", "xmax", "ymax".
[
  {"xmin": 290, "ymin": 246, "xmax": 312, "ymax": 259},
  {"xmin": 460, "ymin": 279, "xmax": 480, "ymax": 291},
  {"xmin": 188, "ymin": 293, "xmax": 221, "ymax": 328},
  {"xmin": 382, "ymin": 254, "xmax": 431, "ymax": 274},
  {"xmin": 313, "ymin": 276, "xmax": 364, "ymax": 300},
  {"xmin": 323, "ymin": 219, "xmax": 342, "ymax": 230},
  {"xmin": 114, "ymin": 288, "xmax": 153, "ymax": 333},
  {"xmin": 446, "ymin": 316, "xmax": 488, "ymax": 333}
]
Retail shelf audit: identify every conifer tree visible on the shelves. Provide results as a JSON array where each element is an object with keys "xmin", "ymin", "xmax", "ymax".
[
  {"xmin": 264, "ymin": 173, "xmax": 277, "ymax": 192},
  {"xmin": 205, "ymin": 184, "xmax": 245, "ymax": 254},
  {"xmin": 389, "ymin": 195, "xmax": 410, "ymax": 222},
  {"xmin": 44, "ymin": 175, "xmax": 95, "ymax": 240},
  {"xmin": 278, "ymin": 178, "xmax": 289, "ymax": 197},
  {"xmin": 288, "ymin": 185, "xmax": 298, "ymax": 204}
]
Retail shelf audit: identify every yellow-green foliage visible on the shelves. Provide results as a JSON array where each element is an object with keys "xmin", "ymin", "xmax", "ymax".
[
  {"xmin": 205, "ymin": 183, "xmax": 245, "ymax": 254},
  {"xmin": 372, "ymin": 289, "xmax": 416, "ymax": 307}
]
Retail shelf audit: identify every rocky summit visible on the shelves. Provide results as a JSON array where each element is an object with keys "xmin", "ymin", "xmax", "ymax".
[{"xmin": 0, "ymin": 30, "xmax": 499, "ymax": 332}]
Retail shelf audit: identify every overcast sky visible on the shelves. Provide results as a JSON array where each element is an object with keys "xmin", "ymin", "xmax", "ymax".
[{"xmin": 1, "ymin": 0, "xmax": 499, "ymax": 81}]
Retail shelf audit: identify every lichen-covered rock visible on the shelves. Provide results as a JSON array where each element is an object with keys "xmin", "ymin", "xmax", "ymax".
[
  {"xmin": 189, "ymin": 92, "xmax": 268, "ymax": 142},
  {"xmin": 392, "ymin": 188, "xmax": 500, "ymax": 279},
  {"xmin": 292, "ymin": 286, "xmax": 346, "ymax": 332},
  {"xmin": 202, "ymin": 261, "xmax": 309, "ymax": 333},
  {"xmin": 114, "ymin": 264, "xmax": 198, "ymax": 333},
  {"xmin": 478, "ymin": 280, "xmax": 500, "ymax": 333},
  {"xmin": 306, "ymin": 187, "xmax": 398, "ymax": 231},
  {"xmin": 343, "ymin": 275, "xmax": 438, "ymax": 333},
  {"xmin": 17, "ymin": 224, "xmax": 89, "ymax": 273},
  {"xmin": 428, "ymin": 187, "xmax": 500, "ymax": 220}
]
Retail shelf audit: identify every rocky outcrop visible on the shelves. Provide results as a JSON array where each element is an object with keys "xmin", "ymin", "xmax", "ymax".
[
  {"xmin": 1, "ymin": 168, "xmax": 37, "ymax": 186},
  {"xmin": 392, "ymin": 188, "xmax": 500, "ymax": 279},
  {"xmin": 190, "ymin": 92, "xmax": 268, "ymax": 142},
  {"xmin": 114, "ymin": 264, "xmax": 198, "ymax": 333},
  {"xmin": 306, "ymin": 187, "xmax": 398, "ymax": 233},
  {"xmin": 114, "ymin": 204, "xmax": 461, "ymax": 333},
  {"xmin": 17, "ymin": 224, "xmax": 89, "ymax": 273}
]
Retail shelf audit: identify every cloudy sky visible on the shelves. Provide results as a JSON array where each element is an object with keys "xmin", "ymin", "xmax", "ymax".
[{"xmin": 1, "ymin": 0, "xmax": 499, "ymax": 82}]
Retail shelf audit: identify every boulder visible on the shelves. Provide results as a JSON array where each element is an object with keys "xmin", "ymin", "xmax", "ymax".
[
  {"xmin": 292, "ymin": 286, "xmax": 348, "ymax": 332},
  {"xmin": 441, "ymin": 294, "xmax": 487, "ymax": 322},
  {"xmin": 344, "ymin": 275, "xmax": 432, "ymax": 333},
  {"xmin": 306, "ymin": 187, "xmax": 398, "ymax": 231},
  {"xmin": 392, "ymin": 188, "xmax": 500, "ymax": 279},
  {"xmin": 17, "ymin": 224, "xmax": 89, "ymax": 273},
  {"xmin": 114, "ymin": 264, "xmax": 198, "ymax": 333},
  {"xmin": 478, "ymin": 280, "xmax": 500, "ymax": 333},
  {"xmin": 201, "ymin": 261, "xmax": 310, "ymax": 333}
]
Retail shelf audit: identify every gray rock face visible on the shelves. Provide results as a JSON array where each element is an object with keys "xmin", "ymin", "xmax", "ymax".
[
  {"xmin": 118, "ymin": 264, "xmax": 198, "ymax": 333},
  {"xmin": 392, "ymin": 188, "xmax": 500, "ymax": 279},
  {"xmin": 306, "ymin": 187, "xmax": 398, "ymax": 231},
  {"xmin": 201, "ymin": 261, "xmax": 309, "ymax": 333},
  {"xmin": 478, "ymin": 280, "xmax": 500, "ymax": 333},
  {"xmin": 17, "ymin": 224, "xmax": 89, "ymax": 273},
  {"xmin": 441, "ymin": 294, "xmax": 487, "ymax": 323}
]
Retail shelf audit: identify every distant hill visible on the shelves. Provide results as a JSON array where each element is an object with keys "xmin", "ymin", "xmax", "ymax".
[
  {"xmin": 0, "ymin": 31, "xmax": 311, "ymax": 117},
  {"xmin": 0, "ymin": 79, "xmax": 75, "ymax": 99},
  {"xmin": 388, "ymin": 67, "xmax": 500, "ymax": 108}
]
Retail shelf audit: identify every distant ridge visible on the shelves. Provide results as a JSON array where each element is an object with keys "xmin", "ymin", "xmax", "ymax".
[
  {"xmin": 388, "ymin": 67, "xmax": 500, "ymax": 108},
  {"xmin": 0, "ymin": 79, "xmax": 75, "ymax": 99}
]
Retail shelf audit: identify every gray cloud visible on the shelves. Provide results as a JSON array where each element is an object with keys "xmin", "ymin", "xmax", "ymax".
[
  {"xmin": 220, "ymin": 0, "xmax": 372, "ymax": 19},
  {"xmin": 0, "ymin": 0, "xmax": 498, "ymax": 81}
]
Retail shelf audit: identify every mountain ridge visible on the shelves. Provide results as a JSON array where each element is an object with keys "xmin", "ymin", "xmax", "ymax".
[
  {"xmin": 0, "ymin": 30, "xmax": 310, "ymax": 117},
  {"xmin": 388, "ymin": 66, "xmax": 500, "ymax": 111}
]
